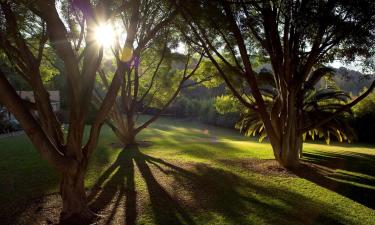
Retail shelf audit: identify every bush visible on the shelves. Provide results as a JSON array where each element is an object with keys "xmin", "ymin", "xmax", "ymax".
[
  {"xmin": 352, "ymin": 91, "xmax": 375, "ymax": 143},
  {"xmin": 171, "ymin": 96, "xmax": 239, "ymax": 128}
]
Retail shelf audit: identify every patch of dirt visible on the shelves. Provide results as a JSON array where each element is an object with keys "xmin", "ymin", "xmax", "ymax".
[
  {"xmin": 110, "ymin": 141, "xmax": 153, "ymax": 149},
  {"xmin": 219, "ymin": 158, "xmax": 297, "ymax": 177},
  {"xmin": 3, "ymin": 193, "xmax": 61, "ymax": 225},
  {"xmin": 110, "ymin": 142, "xmax": 125, "ymax": 149},
  {"xmin": 137, "ymin": 141, "xmax": 153, "ymax": 148}
]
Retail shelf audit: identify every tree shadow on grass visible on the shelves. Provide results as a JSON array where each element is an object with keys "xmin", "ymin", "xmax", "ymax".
[
  {"xmin": 0, "ymin": 156, "xmax": 59, "ymax": 224},
  {"xmin": 88, "ymin": 145, "xmax": 196, "ymax": 225},
  {"xmin": 144, "ymin": 153, "xmax": 348, "ymax": 225},
  {"xmin": 88, "ymin": 147, "xmax": 136, "ymax": 225},
  {"xmin": 295, "ymin": 151, "xmax": 375, "ymax": 209},
  {"xmin": 132, "ymin": 147, "xmax": 196, "ymax": 225},
  {"xmin": 89, "ymin": 145, "xmax": 349, "ymax": 225},
  {"xmin": 0, "ymin": 136, "xmax": 115, "ymax": 225}
]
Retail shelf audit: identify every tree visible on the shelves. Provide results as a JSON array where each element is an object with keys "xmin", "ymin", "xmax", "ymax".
[
  {"xmin": 0, "ymin": 1, "xmax": 129, "ymax": 223},
  {"xmin": 235, "ymin": 69, "xmax": 355, "ymax": 149},
  {"xmin": 352, "ymin": 89, "xmax": 375, "ymax": 142},
  {"xmin": 97, "ymin": 51, "xmax": 202, "ymax": 145},
  {"xmin": 93, "ymin": 0, "xmax": 203, "ymax": 145},
  {"xmin": 174, "ymin": 0, "xmax": 375, "ymax": 168}
]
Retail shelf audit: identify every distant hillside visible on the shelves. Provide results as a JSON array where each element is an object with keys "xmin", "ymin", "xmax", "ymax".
[
  {"xmin": 257, "ymin": 64, "xmax": 374, "ymax": 96},
  {"xmin": 332, "ymin": 67, "xmax": 374, "ymax": 96},
  {"xmin": 178, "ymin": 64, "xmax": 374, "ymax": 99}
]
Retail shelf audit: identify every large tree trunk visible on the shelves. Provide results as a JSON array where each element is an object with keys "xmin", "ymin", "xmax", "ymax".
[
  {"xmin": 124, "ymin": 114, "xmax": 137, "ymax": 145},
  {"xmin": 277, "ymin": 124, "xmax": 303, "ymax": 169},
  {"xmin": 270, "ymin": 90, "xmax": 303, "ymax": 169},
  {"xmin": 60, "ymin": 161, "xmax": 94, "ymax": 225},
  {"xmin": 111, "ymin": 124, "xmax": 138, "ymax": 146},
  {"xmin": 123, "ymin": 129, "xmax": 137, "ymax": 145},
  {"xmin": 111, "ymin": 117, "xmax": 138, "ymax": 146}
]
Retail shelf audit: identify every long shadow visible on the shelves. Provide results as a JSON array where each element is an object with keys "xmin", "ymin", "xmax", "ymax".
[
  {"xmin": 132, "ymin": 146, "xmax": 196, "ymax": 225},
  {"xmin": 0, "ymin": 136, "xmax": 60, "ymax": 224},
  {"xmin": 143, "ymin": 151, "xmax": 352, "ymax": 224},
  {"xmin": 132, "ymin": 149, "xmax": 347, "ymax": 225},
  {"xmin": 88, "ymin": 145, "xmax": 196, "ymax": 225},
  {"xmin": 88, "ymin": 148, "xmax": 136, "ymax": 225},
  {"xmin": 89, "ymin": 145, "xmax": 354, "ymax": 225},
  {"xmin": 295, "ymin": 151, "xmax": 375, "ymax": 209}
]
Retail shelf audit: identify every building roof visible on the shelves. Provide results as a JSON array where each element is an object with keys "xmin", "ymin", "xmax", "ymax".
[{"xmin": 17, "ymin": 91, "xmax": 60, "ymax": 103}]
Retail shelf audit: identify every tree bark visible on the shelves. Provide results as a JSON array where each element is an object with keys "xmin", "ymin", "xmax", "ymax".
[
  {"xmin": 124, "ymin": 130, "xmax": 137, "ymax": 145},
  {"xmin": 271, "ymin": 90, "xmax": 302, "ymax": 169},
  {"xmin": 109, "ymin": 114, "xmax": 138, "ymax": 146},
  {"xmin": 277, "ymin": 124, "xmax": 302, "ymax": 169},
  {"xmin": 125, "ymin": 109, "xmax": 137, "ymax": 145},
  {"xmin": 59, "ymin": 159, "xmax": 94, "ymax": 225}
]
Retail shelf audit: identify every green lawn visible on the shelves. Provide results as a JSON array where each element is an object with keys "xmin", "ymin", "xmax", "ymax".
[{"xmin": 0, "ymin": 116, "xmax": 374, "ymax": 225}]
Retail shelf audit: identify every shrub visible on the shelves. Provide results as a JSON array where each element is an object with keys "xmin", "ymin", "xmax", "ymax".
[
  {"xmin": 352, "ymin": 90, "xmax": 375, "ymax": 143},
  {"xmin": 170, "ymin": 96, "xmax": 239, "ymax": 128}
]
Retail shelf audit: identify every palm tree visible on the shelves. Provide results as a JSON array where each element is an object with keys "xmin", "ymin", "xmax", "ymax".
[{"xmin": 236, "ymin": 68, "xmax": 355, "ymax": 155}]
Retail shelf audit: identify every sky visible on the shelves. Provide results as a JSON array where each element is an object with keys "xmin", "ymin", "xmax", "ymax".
[{"xmin": 329, "ymin": 60, "xmax": 364, "ymax": 71}]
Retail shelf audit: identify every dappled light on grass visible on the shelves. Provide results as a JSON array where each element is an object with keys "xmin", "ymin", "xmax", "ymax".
[
  {"xmin": 0, "ymin": 117, "xmax": 374, "ymax": 224},
  {"xmin": 85, "ymin": 145, "xmax": 363, "ymax": 225},
  {"xmin": 299, "ymin": 150, "xmax": 375, "ymax": 208},
  {"xmin": 0, "ymin": 135, "xmax": 59, "ymax": 223}
]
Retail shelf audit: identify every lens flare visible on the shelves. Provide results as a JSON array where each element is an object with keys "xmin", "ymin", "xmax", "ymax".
[{"xmin": 94, "ymin": 23, "xmax": 115, "ymax": 47}]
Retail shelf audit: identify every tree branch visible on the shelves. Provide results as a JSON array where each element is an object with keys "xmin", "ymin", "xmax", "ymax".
[
  {"xmin": 84, "ymin": 62, "xmax": 126, "ymax": 157},
  {"xmin": 0, "ymin": 69, "xmax": 77, "ymax": 174}
]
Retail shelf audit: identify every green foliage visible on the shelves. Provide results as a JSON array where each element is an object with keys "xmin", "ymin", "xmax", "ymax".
[
  {"xmin": 194, "ymin": 60, "xmax": 223, "ymax": 88},
  {"xmin": 236, "ymin": 111, "xmax": 263, "ymax": 139},
  {"xmin": 214, "ymin": 95, "xmax": 240, "ymax": 114},
  {"xmin": 137, "ymin": 50, "xmax": 189, "ymax": 109},
  {"xmin": 353, "ymin": 89, "xmax": 375, "ymax": 117},
  {"xmin": 0, "ymin": 53, "xmax": 30, "ymax": 90},
  {"xmin": 39, "ymin": 63, "xmax": 57, "ymax": 85},
  {"xmin": 302, "ymin": 88, "xmax": 355, "ymax": 144},
  {"xmin": 352, "ymin": 90, "xmax": 375, "ymax": 143},
  {"xmin": 173, "ymin": 96, "xmax": 239, "ymax": 128},
  {"xmin": 236, "ymin": 70, "xmax": 355, "ymax": 144}
]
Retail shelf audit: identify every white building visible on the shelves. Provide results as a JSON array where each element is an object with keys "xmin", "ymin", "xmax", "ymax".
[{"xmin": 2, "ymin": 91, "xmax": 61, "ymax": 121}]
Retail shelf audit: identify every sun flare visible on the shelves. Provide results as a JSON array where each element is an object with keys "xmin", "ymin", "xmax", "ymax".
[{"xmin": 94, "ymin": 23, "xmax": 116, "ymax": 47}]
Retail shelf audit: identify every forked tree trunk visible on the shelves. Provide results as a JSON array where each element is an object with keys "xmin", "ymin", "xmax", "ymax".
[
  {"xmin": 277, "ymin": 125, "xmax": 303, "ymax": 169},
  {"xmin": 112, "ymin": 127, "xmax": 138, "ymax": 146},
  {"xmin": 124, "ymin": 115, "xmax": 137, "ymax": 145},
  {"xmin": 112, "ymin": 118, "xmax": 138, "ymax": 146},
  {"xmin": 60, "ymin": 160, "xmax": 94, "ymax": 225},
  {"xmin": 267, "ymin": 125, "xmax": 304, "ymax": 169},
  {"xmin": 123, "ymin": 129, "xmax": 137, "ymax": 145},
  {"xmin": 270, "ymin": 91, "xmax": 303, "ymax": 169}
]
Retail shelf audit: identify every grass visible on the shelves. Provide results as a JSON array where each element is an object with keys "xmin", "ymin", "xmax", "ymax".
[{"xmin": 0, "ymin": 116, "xmax": 374, "ymax": 225}]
